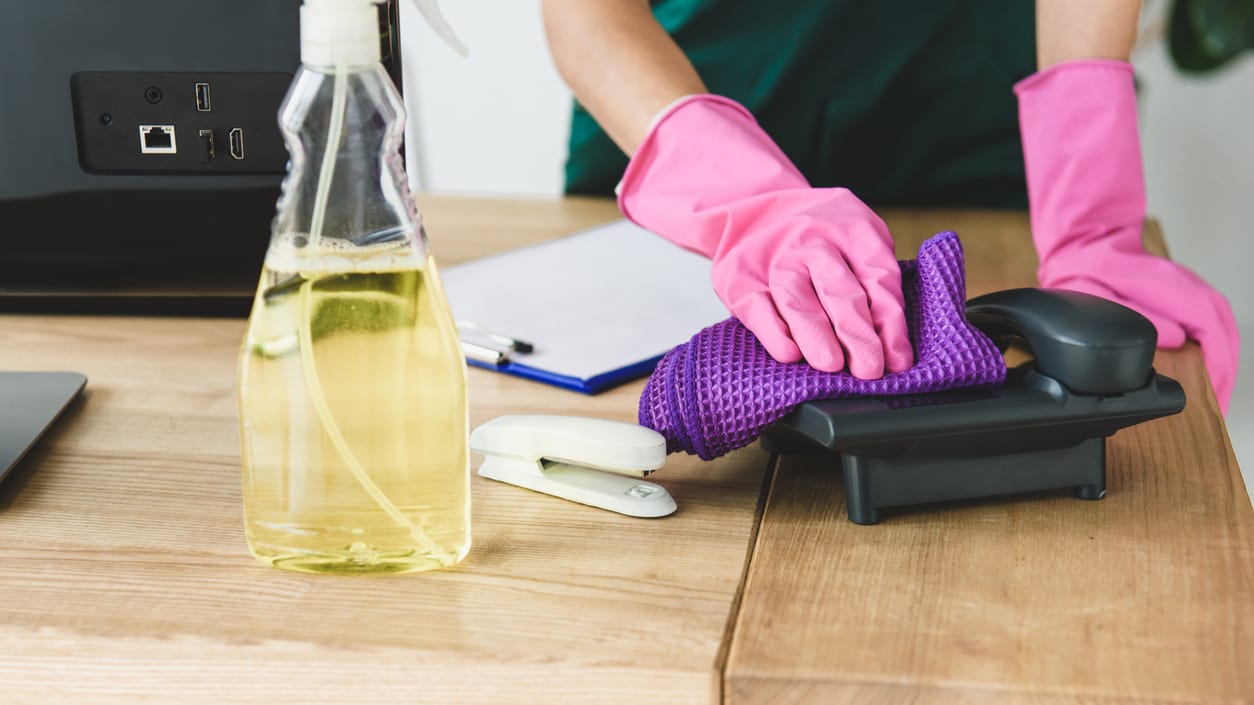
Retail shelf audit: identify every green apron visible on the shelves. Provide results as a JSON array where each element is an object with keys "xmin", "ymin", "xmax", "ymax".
[{"xmin": 565, "ymin": 1, "xmax": 1036, "ymax": 208}]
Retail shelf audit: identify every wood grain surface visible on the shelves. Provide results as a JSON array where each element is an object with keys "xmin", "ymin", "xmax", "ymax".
[
  {"xmin": 0, "ymin": 196, "xmax": 768, "ymax": 705},
  {"xmin": 726, "ymin": 211, "xmax": 1254, "ymax": 704},
  {"xmin": 1, "ymin": 199, "xmax": 1247, "ymax": 705}
]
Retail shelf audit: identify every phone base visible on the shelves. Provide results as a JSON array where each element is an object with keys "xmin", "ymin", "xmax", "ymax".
[
  {"xmin": 838, "ymin": 438, "xmax": 1106, "ymax": 525},
  {"xmin": 761, "ymin": 368, "xmax": 1184, "ymax": 525}
]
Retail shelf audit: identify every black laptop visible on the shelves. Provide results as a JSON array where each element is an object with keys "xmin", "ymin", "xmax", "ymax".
[{"xmin": 0, "ymin": 372, "xmax": 86, "ymax": 485}]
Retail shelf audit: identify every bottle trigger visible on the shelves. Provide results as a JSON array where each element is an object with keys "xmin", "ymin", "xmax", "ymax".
[{"xmin": 406, "ymin": 0, "xmax": 469, "ymax": 57}]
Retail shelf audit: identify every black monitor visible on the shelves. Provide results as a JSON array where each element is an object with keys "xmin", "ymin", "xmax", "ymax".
[{"xmin": 0, "ymin": 0, "xmax": 403, "ymax": 314}]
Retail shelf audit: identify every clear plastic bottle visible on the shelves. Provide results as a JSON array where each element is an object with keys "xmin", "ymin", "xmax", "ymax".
[{"xmin": 238, "ymin": 0, "xmax": 469, "ymax": 574}]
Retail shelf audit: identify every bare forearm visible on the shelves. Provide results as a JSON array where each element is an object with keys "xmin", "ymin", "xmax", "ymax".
[
  {"xmin": 540, "ymin": 0, "xmax": 705, "ymax": 155},
  {"xmin": 1036, "ymin": 0, "xmax": 1142, "ymax": 68}
]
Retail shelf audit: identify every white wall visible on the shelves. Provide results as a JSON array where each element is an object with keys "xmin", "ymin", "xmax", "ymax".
[
  {"xmin": 400, "ymin": 5, "xmax": 1253, "ymax": 488},
  {"xmin": 1133, "ymin": 47, "xmax": 1254, "ymax": 490},
  {"xmin": 399, "ymin": 0, "xmax": 570, "ymax": 195}
]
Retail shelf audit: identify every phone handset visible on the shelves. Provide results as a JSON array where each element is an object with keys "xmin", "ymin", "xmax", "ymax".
[{"xmin": 965, "ymin": 288, "xmax": 1158, "ymax": 395}]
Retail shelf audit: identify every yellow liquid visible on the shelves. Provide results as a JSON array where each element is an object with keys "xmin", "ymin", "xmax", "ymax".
[{"xmin": 238, "ymin": 253, "xmax": 470, "ymax": 574}]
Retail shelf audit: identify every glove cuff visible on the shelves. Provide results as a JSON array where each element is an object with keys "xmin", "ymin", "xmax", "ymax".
[
  {"xmin": 1013, "ymin": 58, "xmax": 1134, "ymax": 96},
  {"xmin": 617, "ymin": 94, "xmax": 808, "ymax": 256},
  {"xmin": 1016, "ymin": 58, "xmax": 1147, "ymax": 274}
]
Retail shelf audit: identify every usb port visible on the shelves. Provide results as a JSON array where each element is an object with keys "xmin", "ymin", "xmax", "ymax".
[
  {"xmin": 229, "ymin": 128, "xmax": 244, "ymax": 160},
  {"xmin": 195, "ymin": 82, "xmax": 211, "ymax": 112},
  {"xmin": 139, "ymin": 125, "xmax": 177, "ymax": 154}
]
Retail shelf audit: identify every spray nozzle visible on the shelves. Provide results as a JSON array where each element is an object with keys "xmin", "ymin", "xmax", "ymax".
[{"xmin": 302, "ymin": 0, "xmax": 467, "ymax": 67}]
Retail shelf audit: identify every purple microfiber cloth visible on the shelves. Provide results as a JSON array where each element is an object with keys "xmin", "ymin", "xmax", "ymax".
[{"xmin": 639, "ymin": 231, "xmax": 1008, "ymax": 460}]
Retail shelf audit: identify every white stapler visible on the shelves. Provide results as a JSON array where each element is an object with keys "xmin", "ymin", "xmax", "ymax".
[{"xmin": 470, "ymin": 415, "xmax": 677, "ymax": 518}]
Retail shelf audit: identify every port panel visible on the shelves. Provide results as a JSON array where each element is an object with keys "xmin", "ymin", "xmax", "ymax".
[{"xmin": 71, "ymin": 71, "xmax": 290, "ymax": 174}]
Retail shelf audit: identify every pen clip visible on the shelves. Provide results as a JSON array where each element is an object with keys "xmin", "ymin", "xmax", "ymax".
[
  {"xmin": 456, "ymin": 321, "xmax": 534, "ymax": 355},
  {"xmin": 461, "ymin": 341, "xmax": 509, "ymax": 366}
]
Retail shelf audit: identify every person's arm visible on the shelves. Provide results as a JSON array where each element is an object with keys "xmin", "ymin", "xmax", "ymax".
[
  {"xmin": 540, "ymin": 0, "xmax": 704, "ymax": 155},
  {"xmin": 1021, "ymin": 0, "xmax": 1240, "ymax": 412},
  {"xmin": 539, "ymin": 0, "xmax": 913, "ymax": 379},
  {"xmin": 1035, "ymin": 0, "xmax": 1141, "ymax": 67}
]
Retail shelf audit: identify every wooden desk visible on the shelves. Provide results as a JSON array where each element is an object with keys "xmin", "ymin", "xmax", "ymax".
[
  {"xmin": 0, "ymin": 197, "xmax": 1249, "ymax": 705},
  {"xmin": 725, "ymin": 212, "xmax": 1254, "ymax": 704}
]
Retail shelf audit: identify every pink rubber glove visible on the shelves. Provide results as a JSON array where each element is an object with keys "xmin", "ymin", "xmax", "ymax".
[
  {"xmin": 1017, "ymin": 60, "xmax": 1240, "ymax": 413},
  {"xmin": 618, "ymin": 95, "xmax": 913, "ymax": 379}
]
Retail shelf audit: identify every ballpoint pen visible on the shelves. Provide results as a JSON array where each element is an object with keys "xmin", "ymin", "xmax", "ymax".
[
  {"xmin": 456, "ymin": 320, "xmax": 534, "ymax": 354},
  {"xmin": 456, "ymin": 321, "xmax": 534, "ymax": 366}
]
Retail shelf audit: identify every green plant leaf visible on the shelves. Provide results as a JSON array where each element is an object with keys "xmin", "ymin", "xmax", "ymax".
[{"xmin": 1168, "ymin": 0, "xmax": 1254, "ymax": 73}]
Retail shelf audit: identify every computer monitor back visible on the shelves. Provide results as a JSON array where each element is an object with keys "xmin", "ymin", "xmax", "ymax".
[{"xmin": 0, "ymin": 1, "xmax": 402, "ymax": 309}]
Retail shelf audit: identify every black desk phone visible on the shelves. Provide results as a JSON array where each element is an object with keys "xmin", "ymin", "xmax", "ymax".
[{"xmin": 763, "ymin": 288, "xmax": 1186, "ymax": 524}]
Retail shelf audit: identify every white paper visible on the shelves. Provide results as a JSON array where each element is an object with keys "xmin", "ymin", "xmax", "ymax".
[{"xmin": 441, "ymin": 219, "xmax": 728, "ymax": 383}]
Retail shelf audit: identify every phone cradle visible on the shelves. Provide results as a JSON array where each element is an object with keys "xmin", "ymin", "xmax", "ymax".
[{"xmin": 762, "ymin": 288, "xmax": 1187, "ymax": 525}]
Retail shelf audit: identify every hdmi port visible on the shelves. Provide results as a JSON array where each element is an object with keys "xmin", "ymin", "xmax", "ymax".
[{"xmin": 229, "ymin": 128, "xmax": 244, "ymax": 160}]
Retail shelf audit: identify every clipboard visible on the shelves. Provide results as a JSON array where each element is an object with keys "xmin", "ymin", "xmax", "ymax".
[{"xmin": 440, "ymin": 219, "xmax": 729, "ymax": 394}]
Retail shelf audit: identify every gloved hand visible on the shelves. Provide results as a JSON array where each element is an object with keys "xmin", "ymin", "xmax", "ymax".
[
  {"xmin": 1016, "ymin": 60, "xmax": 1239, "ymax": 413},
  {"xmin": 618, "ymin": 94, "xmax": 913, "ymax": 379}
]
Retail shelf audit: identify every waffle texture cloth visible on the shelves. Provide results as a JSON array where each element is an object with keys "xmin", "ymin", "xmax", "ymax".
[{"xmin": 639, "ymin": 231, "xmax": 1007, "ymax": 459}]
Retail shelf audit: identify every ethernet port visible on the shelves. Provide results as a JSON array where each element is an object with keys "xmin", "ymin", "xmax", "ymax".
[{"xmin": 139, "ymin": 125, "xmax": 177, "ymax": 154}]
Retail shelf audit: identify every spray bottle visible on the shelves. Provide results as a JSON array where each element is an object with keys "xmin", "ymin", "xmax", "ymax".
[{"xmin": 238, "ymin": 0, "xmax": 469, "ymax": 574}]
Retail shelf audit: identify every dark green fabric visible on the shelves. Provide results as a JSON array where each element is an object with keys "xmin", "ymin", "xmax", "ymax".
[{"xmin": 565, "ymin": 0, "xmax": 1036, "ymax": 208}]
